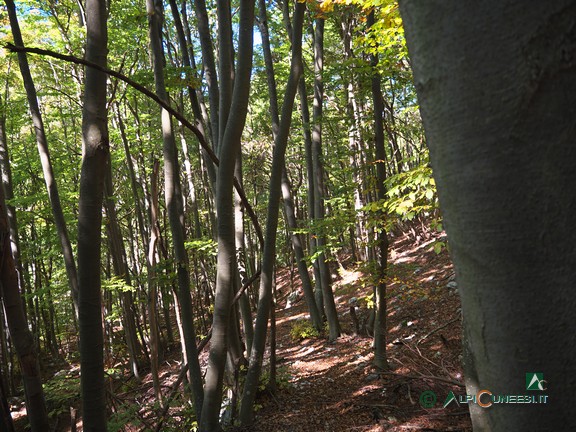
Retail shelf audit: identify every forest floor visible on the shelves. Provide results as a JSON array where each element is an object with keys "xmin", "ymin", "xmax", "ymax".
[
  {"xmin": 245, "ymin": 230, "xmax": 472, "ymax": 432},
  {"xmin": 11, "ymin": 228, "xmax": 472, "ymax": 432}
]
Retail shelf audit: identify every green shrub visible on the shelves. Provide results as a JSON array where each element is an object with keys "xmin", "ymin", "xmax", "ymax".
[
  {"xmin": 289, "ymin": 319, "xmax": 320, "ymax": 340},
  {"xmin": 43, "ymin": 370, "xmax": 80, "ymax": 418}
]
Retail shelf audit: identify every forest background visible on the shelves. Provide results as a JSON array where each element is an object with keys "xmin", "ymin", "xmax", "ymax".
[{"xmin": 0, "ymin": 0, "xmax": 443, "ymax": 430}]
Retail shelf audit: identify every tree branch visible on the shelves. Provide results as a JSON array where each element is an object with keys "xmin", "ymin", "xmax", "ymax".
[{"xmin": 3, "ymin": 42, "xmax": 264, "ymax": 245}]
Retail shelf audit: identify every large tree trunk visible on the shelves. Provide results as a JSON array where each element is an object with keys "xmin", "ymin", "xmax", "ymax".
[
  {"xmin": 399, "ymin": 1, "xmax": 576, "ymax": 430},
  {"xmin": 78, "ymin": 0, "xmax": 109, "ymax": 430}
]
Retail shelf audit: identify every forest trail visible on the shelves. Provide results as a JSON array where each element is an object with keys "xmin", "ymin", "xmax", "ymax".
[{"xmin": 249, "ymin": 230, "xmax": 472, "ymax": 432}]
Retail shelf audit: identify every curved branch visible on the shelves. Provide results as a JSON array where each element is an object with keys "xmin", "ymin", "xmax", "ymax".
[{"xmin": 4, "ymin": 42, "xmax": 264, "ymax": 245}]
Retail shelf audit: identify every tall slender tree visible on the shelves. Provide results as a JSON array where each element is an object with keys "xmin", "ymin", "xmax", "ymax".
[
  {"xmin": 311, "ymin": 17, "xmax": 340, "ymax": 340},
  {"xmin": 201, "ymin": 0, "xmax": 256, "ymax": 429},
  {"xmin": 5, "ymin": 0, "xmax": 80, "ymax": 317},
  {"xmin": 239, "ymin": 1, "xmax": 306, "ymax": 425},
  {"xmin": 367, "ymin": 10, "xmax": 389, "ymax": 371},
  {"xmin": 257, "ymin": 0, "xmax": 322, "ymax": 330},
  {"xmin": 146, "ymin": 0, "xmax": 204, "ymax": 415},
  {"xmin": 0, "ymin": 90, "xmax": 48, "ymax": 432},
  {"xmin": 78, "ymin": 0, "xmax": 108, "ymax": 429}
]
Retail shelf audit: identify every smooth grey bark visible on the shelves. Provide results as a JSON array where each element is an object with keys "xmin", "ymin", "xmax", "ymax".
[
  {"xmin": 399, "ymin": 1, "xmax": 576, "ymax": 430},
  {"xmin": 257, "ymin": 0, "xmax": 323, "ymax": 331},
  {"xmin": 311, "ymin": 18, "xmax": 340, "ymax": 340},
  {"xmin": 367, "ymin": 11, "xmax": 389, "ymax": 371},
  {"xmin": 299, "ymin": 76, "xmax": 324, "ymax": 317},
  {"xmin": 146, "ymin": 0, "xmax": 204, "ymax": 416},
  {"xmin": 192, "ymin": 0, "xmax": 220, "ymax": 151},
  {"xmin": 115, "ymin": 106, "xmax": 149, "ymax": 248},
  {"xmin": 0, "ymin": 157, "xmax": 48, "ymax": 432},
  {"xmin": 181, "ymin": 0, "xmax": 213, "ymax": 143},
  {"xmin": 340, "ymin": 15, "xmax": 367, "ymax": 262},
  {"xmin": 169, "ymin": 0, "xmax": 217, "ymax": 203},
  {"xmin": 181, "ymin": 1, "xmax": 218, "ymax": 189},
  {"xmin": 217, "ymin": 1, "xmax": 234, "ymax": 152},
  {"xmin": 281, "ymin": 0, "xmax": 325, "ymax": 321},
  {"xmin": 5, "ymin": 0, "xmax": 80, "ymax": 318},
  {"xmin": 168, "ymin": 0, "xmax": 205, "ymax": 135},
  {"xmin": 179, "ymin": 130, "xmax": 203, "ymax": 238},
  {"xmin": 146, "ymin": 159, "xmax": 162, "ymax": 401},
  {"xmin": 104, "ymin": 157, "xmax": 142, "ymax": 380},
  {"xmin": 78, "ymin": 0, "xmax": 108, "ymax": 430},
  {"xmin": 234, "ymin": 153, "xmax": 254, "ymax": 355},
  {"xmin": 200, "ymin": 1, "xmax": 255, "ymax": 430},
  {"xmin": 238, "ymin": 1, "xmax": 306, "ymax": 425},
  {"xmin": 0, "ymin": 93, "xmax": 27, "ymax": 318}
]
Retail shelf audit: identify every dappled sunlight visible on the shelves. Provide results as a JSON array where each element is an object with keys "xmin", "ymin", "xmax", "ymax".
[
  {"xmin": 275, "ymin": 310, "xmax": 312, "ymax": 325},
  {"xmin": 251, "ymin": 228, "xmax": 469, "ymax": 431}
]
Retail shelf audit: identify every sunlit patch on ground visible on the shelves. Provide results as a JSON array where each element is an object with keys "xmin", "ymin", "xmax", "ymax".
[{"xmin": 249, "ymin": 229, "xmax": 470, "ymax": 431}]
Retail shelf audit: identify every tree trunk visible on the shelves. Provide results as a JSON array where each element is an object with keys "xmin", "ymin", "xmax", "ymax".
[
  {"xmin": 399, "ymin": 1, "xmax": 576, "ymax": 430},
  {"xmin": 201, "ymin": 1, "xmax": 255, "ymax": 430},
  {"xmin": 258, "ymin": 0, "xmax": 323, "ymax": 331},
  {"xmin": 192, "ymin": 0, "xmax": 220, "ymax": 151},
  {"xmin": 238, "ymin": 1, "xmax": 305, "ymax": 425},
  {"xmin": 340, "ymin": 14, "xmax": 367, "ymax": 262},
  {"xmin": 147, "ymin": 159, "xmax": 162, "ymax": 401},
  {"xmin": 5, "ymin": 0, "xmax": 80, "ymax": 318},
  {"xmin": 234, "ymin": 153, "xmax": 254, "ymax": 355},
  {"xmin": 104, "ymin": 156, "xmax": 142, "ymax": 380},
  {"xmin": 311, "ymin": 18, "xmax": 340, "ymax": 340},
  {"xmin": 0, "ymin": 368, "xmax": 14, "ymax": 432},
  {"xmin": 146, "ymin": 0, "xmax": 204, "ymax": 416},
  {"xmin": 367, "ymin": 10, "xmax": 389, "ymax": 371},
  {"xmin": 0, "ymin": 159, "xmax": 48, "ymax": 432},
  {"xmin": 78, "ymin": 1, "xmax": 109, "ymax": 430},
  {"xmin": 0, "ymin": 93, "xmax": 27, "ymax": 321}
]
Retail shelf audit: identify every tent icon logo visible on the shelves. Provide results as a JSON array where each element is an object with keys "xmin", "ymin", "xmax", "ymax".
[{"xmin": 526, "ymin": 373, "xmax": 546, "ymax": 391}]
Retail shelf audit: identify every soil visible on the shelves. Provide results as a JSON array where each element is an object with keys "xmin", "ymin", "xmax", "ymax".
[
  {"xmin": 244, "ymin": 230, "xmax": 472, "ymax": 432},
  {"xmin": 11, "ymin": 229, "xmax": 472, "ymax": 432}
]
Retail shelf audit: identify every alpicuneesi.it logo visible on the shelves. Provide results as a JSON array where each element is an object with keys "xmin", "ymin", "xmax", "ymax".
[{"xmin": 419, "ymin": 373, "xmax": 548, "ymax": 409}]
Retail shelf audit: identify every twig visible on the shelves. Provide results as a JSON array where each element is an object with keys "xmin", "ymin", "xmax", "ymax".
[
  {"xmin": 427, "ymin": 409, "xmax": 470, "ymax": 417},
  {"xmin": 406, "ymin": 382, "xmax": 414, "ymax": 404},
  {"xmin": 402, "ymin": 342, "xmax": 442, "ymax": 372},
  {"xmin": 417, "ymin": 315, "xmax": 461, "ymax": 345},
  {"xmin": 357, "ymin": 402, "xmax": 399, "ymax": 409}
]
